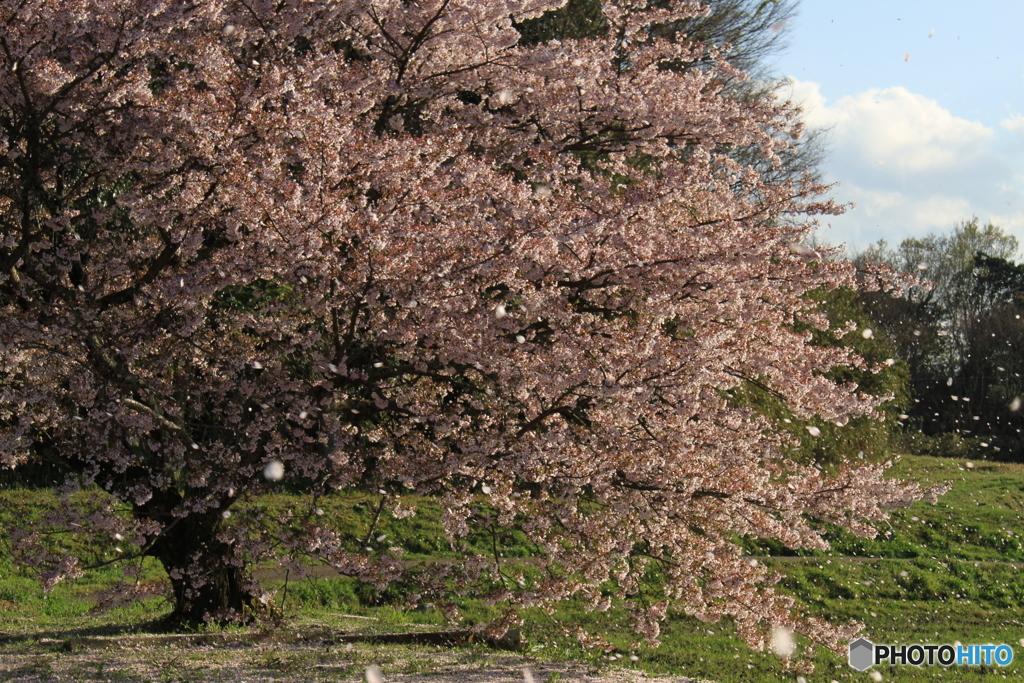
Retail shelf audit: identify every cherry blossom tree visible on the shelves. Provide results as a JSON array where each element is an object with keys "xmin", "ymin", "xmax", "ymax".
[{"xmin": 1, "ymin": 0, "xmax": 935, "ymax": 654}]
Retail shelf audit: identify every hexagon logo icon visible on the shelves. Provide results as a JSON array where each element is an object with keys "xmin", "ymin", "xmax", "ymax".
[{"xmin": 849, "ymin": 637, "xmax": 875, "ymax": 671}]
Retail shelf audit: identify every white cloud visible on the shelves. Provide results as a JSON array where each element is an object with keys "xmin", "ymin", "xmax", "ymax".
[
  {"xmin": 1002, "ymin": 114, "xmax": 1024, "ymax": 139},
  {"xmin": 785, "ymin": 79, "xmax": 831, "ymax": 130},
  {"xmin": 820, "ymin": 185, "xmax": 973, "ymax": 251},
  {"xmin": 790, "ymin": 82, "xmax": 993, "ymax": 172},
  {"xmin": 782, "ymin": 80, "xmax": 1024, "ymax": 252}
]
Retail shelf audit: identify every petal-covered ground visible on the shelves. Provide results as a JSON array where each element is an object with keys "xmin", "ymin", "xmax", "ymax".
[{"xmin": 0, "ymin": 638, "xmax": 706, "ymax": 683}]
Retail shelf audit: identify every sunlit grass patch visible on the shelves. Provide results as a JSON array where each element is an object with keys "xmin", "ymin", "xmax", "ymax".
[{"xmin": 4, "ymin": 453, "xmax": 1024, "ymax": 681}]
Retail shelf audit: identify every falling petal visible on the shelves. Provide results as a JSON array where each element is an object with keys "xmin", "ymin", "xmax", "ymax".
[
  {"xmin": 1010, "ymin": 397, "xmax": 1022, "ymax": 412},
  {"xmin": 523, "ymin": 668, "xmax": 535, "ymax": 683},
  {"xmin": 770, "ymin": 626, "xmax": 795, "ymax": 657},
  {"xmin": 495, "ymin": 303, "xmax": 508, "ymax": 319},
  {"xmin": 788, "ymin": 243, "xmax": 818, "ymax": 259},
  {"xmin": 365, "ymin": 665, "xmax": 383, "ymax": 683},
  {"xmin": 516, "ymin": 335, "xmax": 526, "ymax": 343},
  {"xmin": 903, "ymin": 53, "xmax": 910, "ymax": 62},
  {"xmin": 263, "ymin": 460, "xmax": 285, "ymax": 481},
  {"xmin": 861, "ymin": 328, "xmax": 873, "ymax": 339}
]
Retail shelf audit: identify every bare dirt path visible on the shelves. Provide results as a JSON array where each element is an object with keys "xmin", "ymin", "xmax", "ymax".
[{"xmin": 1, "ymin": 633, "xmax": 710, "ymax": 683}]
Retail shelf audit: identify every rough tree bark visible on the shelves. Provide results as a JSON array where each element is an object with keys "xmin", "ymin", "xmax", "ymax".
[{"xmin": 136, "ymin": 498, "xmax": 260, "ymax": 628}]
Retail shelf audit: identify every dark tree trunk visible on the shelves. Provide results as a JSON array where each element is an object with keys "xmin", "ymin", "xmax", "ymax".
[{"xmin": 141, "ymin": 506, "xmax": 261, "ymax": 629}]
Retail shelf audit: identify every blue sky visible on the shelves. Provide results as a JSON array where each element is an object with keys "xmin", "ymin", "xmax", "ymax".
[{"xmin": 769, "ymin": 0, "xmax": 1024, "ymax": 255}]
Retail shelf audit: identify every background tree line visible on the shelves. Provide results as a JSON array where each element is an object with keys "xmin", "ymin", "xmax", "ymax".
[{"xmin": 853, "ymin": 219, "xmax": 1024, "ymax": 461}]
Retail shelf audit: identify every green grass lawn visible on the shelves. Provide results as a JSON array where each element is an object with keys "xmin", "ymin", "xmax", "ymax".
[{"xmin": 3, "ymin": 454, "xmax": 1024, "ymax": 682}]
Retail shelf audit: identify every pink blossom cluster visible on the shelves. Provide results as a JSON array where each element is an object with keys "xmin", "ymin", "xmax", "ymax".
[{"xmin": 0, "ymin": 0, "xmax": 936, "ymax": 653}]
